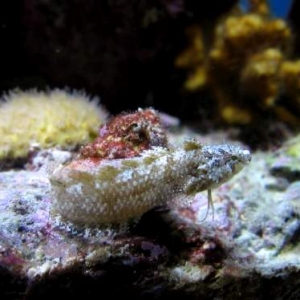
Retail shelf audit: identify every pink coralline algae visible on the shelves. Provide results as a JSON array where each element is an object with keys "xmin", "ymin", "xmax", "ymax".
[
  {"xmin": 49, "ymin": 108, "xmax": 251, "ymax": 225},
  {"xmin": 80, "ymin": 108, "xmax": 168, "ymax": 161}
]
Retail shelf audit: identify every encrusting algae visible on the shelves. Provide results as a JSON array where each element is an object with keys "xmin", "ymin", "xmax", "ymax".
[
  {"xmin": 176, "ymin": 0, "xmax": 300, "ymax": 127},
  {"xmin": 80, "ymin": 108, "xmax": 168, "ymax": 160},
  {"xmin": 0, "ymin": 89, "xmax": 107, "ymax": 161},
  {"xmin": 50, "ymin": 108, "xmax": 251, "ymax": 225}
]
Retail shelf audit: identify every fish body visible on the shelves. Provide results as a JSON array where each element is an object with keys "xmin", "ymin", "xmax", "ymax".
[{"xmin": 50, "ymin": 140, "xmax": 251, "ymax": 225}]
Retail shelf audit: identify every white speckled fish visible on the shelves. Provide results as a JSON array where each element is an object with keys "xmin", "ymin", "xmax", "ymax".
[{"xmin": 49, "ymin": 140, "xmax": 251, "ymax": 225}]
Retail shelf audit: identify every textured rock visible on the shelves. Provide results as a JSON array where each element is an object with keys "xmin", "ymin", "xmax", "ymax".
[{"xmin": 1, "ymin": 130, "xmax": 300, "ymax": 299}]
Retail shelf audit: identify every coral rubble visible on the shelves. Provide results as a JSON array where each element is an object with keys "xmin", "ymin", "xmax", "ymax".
[{"xmin": 176, "ymin": 0, "xmax": 300, "ymax": 127}]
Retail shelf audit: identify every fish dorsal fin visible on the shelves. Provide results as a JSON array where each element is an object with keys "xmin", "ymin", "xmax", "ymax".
[{"xmin": 183, "ymin": 139, "xmax": 202, "ymax": 151}]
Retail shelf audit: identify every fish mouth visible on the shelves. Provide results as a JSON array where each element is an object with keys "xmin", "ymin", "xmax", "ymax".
[
  {"xmin": 233, "ymin": 149, "xmax": 251, "ymax": 174},
  {"xmin": 240, "ymin": 149, "xmax": 251, "ymax": 165}
]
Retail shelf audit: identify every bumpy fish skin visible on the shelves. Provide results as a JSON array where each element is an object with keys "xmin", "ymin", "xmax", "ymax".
[{"xmin": 49, "ymin": 140, "xmax": 251, "ymax": 225}]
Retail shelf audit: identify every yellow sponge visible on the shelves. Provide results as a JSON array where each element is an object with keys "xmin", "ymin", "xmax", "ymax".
[{"xmin": 0, "ymin": 89, "xmax": 107, "ymax": 159}]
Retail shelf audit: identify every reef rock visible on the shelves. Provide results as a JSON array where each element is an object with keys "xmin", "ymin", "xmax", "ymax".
[{"xmin": 1, "ymin": 130, "xmax": 300, "ymax": 299}]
